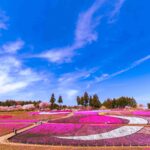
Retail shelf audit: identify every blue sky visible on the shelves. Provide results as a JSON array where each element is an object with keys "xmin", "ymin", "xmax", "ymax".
[{"xmin": 0, "ymin": 0, "xmax": 150, "ymax": 105}]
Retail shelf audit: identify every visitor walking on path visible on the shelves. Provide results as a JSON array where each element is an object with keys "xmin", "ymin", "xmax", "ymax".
[{"xmin": 13, "ymin": 128, "xmax": 17, "ymax": 135}]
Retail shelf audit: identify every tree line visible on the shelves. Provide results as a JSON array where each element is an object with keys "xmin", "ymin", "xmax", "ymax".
[
  {"xmin": 103, "ymin": 97, "xmax": 137, "ymax": 109},
  {"xmin": 76, "ymin": 92, "xmax": 137, "ymax": 109},
  {"xmin": 0, "ymin": 100, "xmax": 41, "ymax": 107},
  {"xmin": 76, "ymin": 92, "xmax": 101, "ymax": 108},
  {"xmin": 1, "ymin": 93, "xmax": 149, "ymax": 110}
]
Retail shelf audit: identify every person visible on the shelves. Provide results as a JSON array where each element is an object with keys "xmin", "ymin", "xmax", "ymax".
[{"xmin": 13, "ymin": 128, "xmax": 17, "ymax": 135}]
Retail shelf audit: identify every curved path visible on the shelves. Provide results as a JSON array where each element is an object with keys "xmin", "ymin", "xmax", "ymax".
[
  {"xmin": 57, "ymin": 115, "xmax": 148, "ymax": 140},
  {"xmin": 0, "ymin": 112, "xmax": 73, "ymax": 144},
  {"xmin": 0, "ymin": 123, "xmax": 38, "ymax": 144}
]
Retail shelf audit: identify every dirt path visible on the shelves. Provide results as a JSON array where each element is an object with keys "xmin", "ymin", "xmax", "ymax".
[
  {"xmin": 0, "ymin": 112, "xmax": 74, "ymax": 144},
  {"xmin": 0, "ymin": 123, "xmax": 39, "ymax": 144}
]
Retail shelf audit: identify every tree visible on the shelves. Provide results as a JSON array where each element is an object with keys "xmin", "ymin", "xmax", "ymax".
[
  {"xmin": 89, "ymin": 96, "xmax": 93, "ymax": 107},
  {"xmin": 50, "ymin": 93, "xmax": 56, "ymax": 109},
  {"xmin": 80, "ymin": 97, "xmax": 84, "ymax": 106},
  {"xmin": 91, "ymin": 94, "xmax": 101, "ymax": 109},
  {"xmin": 112, "ymin": 98, "xmax": 118, "ymax": 108},
  {"xmin": 58, "ymin": 96, "xmax": 63, "ymax": 109},
  {"xmin": 58, "ymin": 96, "xmax": 63, "ymax": 104},
  {"xmin": 76, "ymin": 96, "xmax": 81, "ymax": 105},
  {"xmin": 103, "ymin": 97, "xmax": 137, "ymax": 109},
  {"xmin": 103, "ymin": 98, "xmax": 113, "ymax": 109},
  {"xmin": 39, "ymin": 102, "xmax": 50, "ymax": 110},
  {"xmin": 83, "ymin": 92, "xmax": 89, "ymax": 107},
  {"xmin": 147, "ymin": 103, "xmax": 150, "ymax": 109}
]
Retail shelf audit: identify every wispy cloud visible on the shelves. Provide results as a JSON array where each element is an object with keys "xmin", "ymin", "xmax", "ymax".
[
  {"xmin": 36, "ymin": 0, "xmax": 106, "ymax": 63},
  {"xmin": 0, "ymin": 11, "xmax": 8, "ymax": 30},
  {"xmin": 109, "ymin": 0, "xmax": 125, "ymax": 23},
  {"xmin": 0, "ymin": 39, "xmax": 24, "ymax": 54},
  {"xmin": 0, "ymin": 55, "xmax": 43, "ymax": 94},
  {"xmin": 35, "ymin": 0, "xmax": 125, "ymax": 63},
  {"xmin": 96, "ymin": 55, "xmax": 150, "ymax": 82},
  {"xmin": 45, "ymin": 68, "xmax": 97, "ymax": 104}
]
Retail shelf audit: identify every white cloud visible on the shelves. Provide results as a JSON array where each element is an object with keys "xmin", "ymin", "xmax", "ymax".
[
  {"xmin": 0, "ymin": 11, "xmax": 8, "ymax": 29},
  {"xmin": 35, "ymin": 0, "xmax": 106, "ymax": 63},
  {"xmin": 35, "ymin": 0, "xmax": 125, "ymax": 63},
  {"xmin": 96, "ymin": 55, "xmax": 150, "ymax": 82},
  {"xmin": 0, "ymin": 39, "xmax": 24, "ymax": 54},
  {"xmin": 58, "ymin": 69, "xmax": 94, "ymax": 84},
  {"xmin": 0, "ymin": 11, "xmax": 8, "ymax": 30},
  {"xmin": 44, "ymin": 68, "xmax": 97, "ymax": 104},
  {"xmin": 0, "ymin": 22, "xmax": 7, "ymax": 30},
  {"xmin": 74, "ymin": 0, "xmax": 106, "ymax": 46},
  {"xmin": 65, "ymin": 89, "xmax": 78, "ymax": 99},
  {"xmin": 37, "ymin": 47, "xmax": 74, "ymax": 63},
  {"xmin": 109, "ymin": 0, "xmax": 126, "ymax": 23},
  {"xmin": 0, "ymin": 56, "xmax": 42, "ymax": 94}
]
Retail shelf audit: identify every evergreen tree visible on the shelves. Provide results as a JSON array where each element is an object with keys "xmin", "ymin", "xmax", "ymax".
[
  {"xmin": 92, "ymin": 94, "xmax": 101, "ymax": 108},
  {"xmin": 76, "ymin": 96, "xmax": 81, "ymax": 105},
  {"xmin": 50, "ymin": 93, "xmax": 56, "ymax": 109},
  {"xmin": 80, "ymin": 97, "xmax": 84, "ymax": 106},
  {"xmin": 103, "ymin": 98, "xmax": 113, "ymax": 109},
  {"xmin": 148, "ymin": 103, "xmax": 150, "ymax": 109},
  {"xmin": 58, "ymin": 96, "xmax": 63, "ymax": 109},
  {"xmin": 58, "ymin": 96, "xmax": 63, "ymax": 104},
  {"xmin": 89, "ymin": 96, "xmax": 93, "ymax": 107},
  {"xmin": 83, "ymin": 92, "xmax": 89, "ymax": 107}
]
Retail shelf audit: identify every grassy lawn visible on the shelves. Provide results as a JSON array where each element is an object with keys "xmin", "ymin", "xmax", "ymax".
[
  {"xmin": 0, "ymin": 144, "xmax": 149, "ymax": 150},
  {"xmin": 0, "ymin": 111, "xmax": 70, "ymax": 136},
  {"xmin": 0, "ymin": 111, "xmax": 69, "ymax": 121}
]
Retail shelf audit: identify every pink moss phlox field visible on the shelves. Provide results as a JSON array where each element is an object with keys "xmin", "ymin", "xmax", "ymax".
[
  {"xmin": 74, "ymin": 110, "xmax": 110, "ymax": 116},
  {"xmin": 6, "ymin": 110, "xmax": 150, "ymax": 146},
  {"xmin": 10, "ymin": 123, "xmax": 121, "ymax": 145},
  {"xmin": 23, "ymin": 123, "xmax": 82, "ymax": 135},
  {"xmin": 50, "ymin": 113, "xmax": 128, "ymax": 124},
  {"xmin": 10, "ymin": 124, "xmax": 150, "ymax": 146},
  {"xmin": 10, "ymin": 126, "xmax": 150, "ymax": 146},
  {"xmin": 29, "ymin": 112, "xmax": 39, "ymax": 115},
  {"xmin": 0, "ymin": 119, "xmax": 37, "ymax": 123},
  {"xmin": 0, "ymin": 115, "xmax": 12, "ymax": 119},
  {"xmin": 79, "ymin": 115, "xmax": 127, "ymax": 124},
  {"xmin": 133, "ymin": 111, "xmax": 150, "ymax": 116}
]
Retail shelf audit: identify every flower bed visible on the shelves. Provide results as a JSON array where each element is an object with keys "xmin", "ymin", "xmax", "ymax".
[
  {"xmin": 133, "ymin": 111, "xmax": 150, "ymax": 116},
  {"xmin": 49, "ymin": 114, "xmax": 128, "ymax": 124},
  {"xmin": 9, "ymin": 123, "xmax": 121, "ymax": 145},
  {"xmin": 9, "ymin": 124, "xmax": 150, "ymax": 146},
  {"xmin": 0, "ymin": 119, "xmax": 36, "ymax": 123},
  {"xmin": 79, "ymin": 115, "xmax": 128, "ymax": 124}
]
